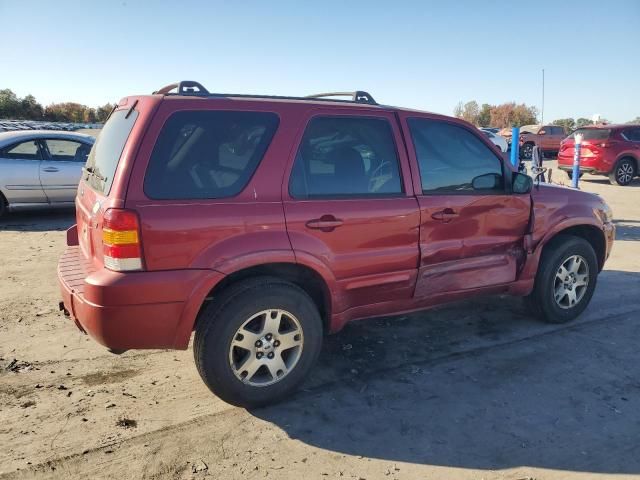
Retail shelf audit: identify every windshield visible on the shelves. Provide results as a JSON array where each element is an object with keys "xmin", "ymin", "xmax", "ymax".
[
  {"xmin": 570, "ymin": 128, "xmax": 611, "ymax": 141},
  {"xmin": 84, "ymin": 109, "xmax": 138, "ymax": 195}
]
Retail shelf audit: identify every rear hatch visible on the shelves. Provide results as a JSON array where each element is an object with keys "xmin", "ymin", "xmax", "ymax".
[
  {"xmin": 558, "ymin": 128, "xmax": 612, "ymax": 164},
  {"xmin": 76, "ymin": 97, "xmax": 156, "ymax": 269}
]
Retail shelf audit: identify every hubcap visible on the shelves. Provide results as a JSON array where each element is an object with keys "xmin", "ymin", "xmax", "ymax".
[
  {"xmin": 553, "ymin": 255, "xmax": 589, "ymax": 309},
  {"xmin": 617, "ymin": 163, "xmax": 634, "ymax": 184},
  {"xmin": 228, "ymin": 309, "xmax": 303, "ymax": 387},
  {"xmin": 523, "ymin": 145, "xmax": 533, "ymax": 159}
]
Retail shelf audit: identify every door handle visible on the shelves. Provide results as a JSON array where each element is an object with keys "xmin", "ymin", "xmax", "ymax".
[
  {"xmin": 431, "ymin": 208, "xmax": 459, "ymax": 223},
  {"xmin": 306, "ymin": 215, "xmax": 343, "ymax": 232},
  {"xmin": 42, "ymin": 167, "xmax": 59, "ymax": 172}
]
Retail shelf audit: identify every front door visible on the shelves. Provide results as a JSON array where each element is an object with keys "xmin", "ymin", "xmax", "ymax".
[
  {"xmin": 401, "ymin": 115, "xmax": 531, "ymax": 298},
  {"xmin": 0, "ymin": 139, "xmax": 47, "ymax": 204},
  {"xmin": 39, "ymin": 138, "xmax": 90, "ymax": 203},
  {"xmin": 283, "ymin": 110, "xmax": 420, "ymax": 314}
]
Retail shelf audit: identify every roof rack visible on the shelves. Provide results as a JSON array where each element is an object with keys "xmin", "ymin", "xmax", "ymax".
[
  {"xmin": 305, "ymin": 91, "xmax": 377, "ymax": 105},
  {"xmin": 153, "ymin": 81, "xmax": 378, "ymax": 105},
  {"xmin": 153, "ymin": 81, "xmax": 210, "ymax": 96}
]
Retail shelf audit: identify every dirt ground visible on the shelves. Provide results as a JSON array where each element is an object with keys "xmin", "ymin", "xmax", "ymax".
[{"xmin": 1, "ymin": 165, "xmax": 639, "ymax": 480}]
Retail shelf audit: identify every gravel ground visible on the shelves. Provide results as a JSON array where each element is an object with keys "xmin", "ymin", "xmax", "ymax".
[{"xmin": 1, "ymin": 165, "xmax": 639, "ymax": 480}]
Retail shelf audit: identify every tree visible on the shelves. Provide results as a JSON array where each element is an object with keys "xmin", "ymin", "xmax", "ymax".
[
  {"xmin": 95, "ymin": 103, "xmax": 115, "ymax": 122},
  {"xmin": 453, "ymin": 101, "xmax": 464, "ymax": 119},
  {"xmin": 477, "ymin": 103, "xmax": 492, "ymax": 127},
  {"xmin": 20, "ymin": 94, "xmax": 44, "ymax": 120},
  {"xmin": 0, "ymin": 89, "xmax": 20, "ymax": 119},
  {"xmin": 552, "ymin": 118, "xmax": 575, "ymax": 132},
  {"xmin": 627, "ymin": 117, "xmax": 640, "ymax": 125},
  {"xmin": 489, "ymin": 102, "xmax": 538, "ymax": 129},
  {"xmin": 575, "ymin": 118, "xmax": 592, "ymax": 128}
]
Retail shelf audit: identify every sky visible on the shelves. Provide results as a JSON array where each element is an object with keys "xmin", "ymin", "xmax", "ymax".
[{"xmin": 1, "ymin": 0, "xmax": 639, "ymax": 123}]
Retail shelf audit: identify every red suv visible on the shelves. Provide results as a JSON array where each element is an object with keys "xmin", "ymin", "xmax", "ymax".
[
  {"xmin": 558, "ymin": 125, "xmax": 640, "ymax": 186},
  {"xmin": 58, "ymin": 81, "xmax": 615, "ymax": 407}
]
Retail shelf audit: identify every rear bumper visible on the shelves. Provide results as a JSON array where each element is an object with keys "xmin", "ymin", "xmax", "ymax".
[{"xmin": 58, "ymin": 241, "xmax": 224, "ymax": 350}]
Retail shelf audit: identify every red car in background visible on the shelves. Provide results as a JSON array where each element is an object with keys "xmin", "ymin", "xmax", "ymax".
[{"xmin": 558, "ymin": 125, "xmax": 640, "ymax": 186}]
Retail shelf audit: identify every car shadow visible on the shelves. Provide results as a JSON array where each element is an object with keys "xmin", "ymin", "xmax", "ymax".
[
  {"xmin": 0, "ymin": 209, "xmax": 75, "ymax": 232},
  {"xmin": 580, "ymin": 177, "xmax": 640, "ymax": 188},
  {"xmin": 614, "ymin": 219, "xmax": 640, "ymax": 241},
  {"xmin": 250, "ymin": 268, "xmax": 640, "ymax": 475}
]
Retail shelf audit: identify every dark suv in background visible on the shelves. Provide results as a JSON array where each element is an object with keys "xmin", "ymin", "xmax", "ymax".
[{"xmin": 558, "ymin": 125, "xmax": 640, "ymax": 185}]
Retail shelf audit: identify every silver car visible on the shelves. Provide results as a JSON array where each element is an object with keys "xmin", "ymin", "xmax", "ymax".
[{"xmin": 0, "ymin": 130, "xmax": 95, "ymax": 217}]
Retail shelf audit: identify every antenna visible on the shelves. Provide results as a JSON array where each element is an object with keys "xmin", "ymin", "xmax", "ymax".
[{"xmin": 541, "ymin": 69, "xmax": 545, "ymax": 125}]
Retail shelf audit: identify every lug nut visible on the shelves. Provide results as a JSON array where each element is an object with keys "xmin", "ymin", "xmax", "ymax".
[
  {"xmin": 265, "ymin": 333, "xmax": 273, "ymax": 341},
  {"xmin": 257, "ymin": 352, "xmax": 264, "ymax": 359},
  {"xmin": 267, "ymin": 352, "xmax": 274, "ymax": 359},
  {"xmin": 273, "ymin": 340, "xmax": 280, "ymax": 347},
  {"xmin": 255, "ymin": 340, "xmax": 263, "ymax": 348}
]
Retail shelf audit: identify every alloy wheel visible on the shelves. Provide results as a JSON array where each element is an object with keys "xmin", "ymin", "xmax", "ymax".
[
  {"xmin": 228, "ymin": 309, "xmax": 304, "ymax": 387},
  {"xmin": 553, "ymin": 255, "xmax": 589, "ymax": 309}
]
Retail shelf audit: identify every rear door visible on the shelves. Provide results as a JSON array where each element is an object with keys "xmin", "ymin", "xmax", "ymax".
[
  {"xmin": 40, "ymin": 138, "xmax": 91, "ymax": 203},
  {"xmin": 0, "ymin": 139, "xmax": 48, "ymax": 204},
  {"xmin": 283, "ymin": 109, "xmax": 420, "ymax": 314},
  {"xmin": 400, "ymin": 114, "xmax": 531, "ymax": 298}
]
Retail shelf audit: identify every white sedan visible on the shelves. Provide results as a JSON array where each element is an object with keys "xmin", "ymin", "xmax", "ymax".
[{"xmin": 480, "ymin": 128, "xmax": 508, "ymax": 153}]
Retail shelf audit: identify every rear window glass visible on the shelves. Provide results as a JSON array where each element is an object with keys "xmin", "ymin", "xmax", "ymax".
[
  {"xmin": 144, "ymin": 111, "xmax": 279, "ymax": 200},
  {"xmin": 84, "ymin": 109, "xmax": 138, "ymax": 194},
  {"xmin": 571, "ymin": 128, "xmax": 611, "ymax": 140}
]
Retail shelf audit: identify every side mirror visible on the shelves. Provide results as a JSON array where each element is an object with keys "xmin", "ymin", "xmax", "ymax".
[
  {"xmin": 472, "ymin": 173, "xmax": 502, "ymax": 191},
  {"xmin": 538, "ymin": 129, "xmax": 546, "ymax": 135},
  {"xmin": 512, "ymin": 172, "xmax": 533, "ymax": 194}
]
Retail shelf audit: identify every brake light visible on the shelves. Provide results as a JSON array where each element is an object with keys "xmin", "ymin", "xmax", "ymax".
[{"xmin": 102, "ymin": 209, "xmax": 144, "ymax": 271}]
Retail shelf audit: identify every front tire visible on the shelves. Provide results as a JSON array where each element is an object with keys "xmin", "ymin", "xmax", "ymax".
[
  {"xmin": 193, "ymin": 277, "xmax": 323, "ymax": 408},
  {"xmin": 525, "ymin": 235, "xmax": 598, "ymax": 324},
  {"xmin": 521, "ymin": 142, "xmax": 534, "ymax": 160},
  {"xmin": 609, "ymin": 158, "xmax": 636, "ymax": 186}
]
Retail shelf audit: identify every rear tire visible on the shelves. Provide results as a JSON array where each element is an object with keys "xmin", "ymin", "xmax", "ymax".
[
  {"xmin": 193, "ymin": 277, "xmax": 323, "ymax": 408},
  {"xmin": 524, "ymin": 235, "xmax": 598, "ymax": 324},
  {"xmin": 608, "ymin": 158, "xmax": 636, "ymax": 186},
  {"xmin": 566, "ymin": 171, "xmax": 583, "ymax": 180}
]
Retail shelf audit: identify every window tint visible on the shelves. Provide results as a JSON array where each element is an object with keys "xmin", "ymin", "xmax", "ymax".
[
  {"xmin": 553, "ymin": 126, "xmax": 565, "ymax": 135},
  {"xmin": 85, "ymin": 109, "xmax": 138, "ymax": 194},
  {"xmin": 44, "ymin": 139, "xmax": 91, "ymax": 162},
  {"xmin": 289, "ymin": 116, "xmax": 403, "ymax": 198},
  {"xmin": 144, "ymin": 110, "xmax": 278, "ymax": 200},
  {"xmin": 572, "ymin": 128, "xmax": 611, "ymax": 141},
  {"xmin": 623, "ymin": 128, "xmax": 640, "ymax": 141},
  {"xmin": 1, "ymin": 140, "xmax": 41, "ymax": 160},
  {"xmin": 408, "ymin": 118, "xmax": 503, "ymax": 194}
]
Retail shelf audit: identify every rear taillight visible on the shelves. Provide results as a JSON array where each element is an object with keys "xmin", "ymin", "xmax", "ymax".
[{"xmin": 102, "ymin": 209, "xmax": 144, "ymax": 271}]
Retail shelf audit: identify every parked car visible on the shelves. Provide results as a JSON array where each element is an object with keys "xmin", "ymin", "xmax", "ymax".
[
  {"xmin": 482, "ymin": 127, "xmax": 500, "ymax": 134},
  {"xmin": 0, "ymin": 130, "xmax": 95, "ymax": 217},
  {"xmin": 500, "ymin": 125, "xmax": 566, "ymax": 159},
  {"xmin": 57, "ymin": 81, "xmax": 615, "ymax": 407},
  {"xmin": 557, "ymin": 125, "xmax": 640, "ymax": 186},
  {"xmin": 480, "ymin": 128, "xmax": 508, "ymax": 152}
]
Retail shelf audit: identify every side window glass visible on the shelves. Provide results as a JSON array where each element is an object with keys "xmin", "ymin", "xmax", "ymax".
[
  {"xmin": 628, "ymin": 128, "xmax": 640, "ymax": 142},
  {"xmin": 289, "ymin": 116, "xmax": 403, "ymax": 198},
  {"xmin": 1, "ymin": 140, "xmax": 42, "ymax": 160},
  {"xmin": 45, "ymin": 139, "xmax": 90, "ymax": 162},
  {"xmin": 408, "ymin": 118, "xmax": 504, "ymax": 194},
  {"xmin": 144, "ymin": 111, "xmax": 279, "ymax": 200}
]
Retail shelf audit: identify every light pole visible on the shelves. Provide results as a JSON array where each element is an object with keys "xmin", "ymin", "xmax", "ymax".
[{"xmin": 541, "ymin": 68, "xmax": 545, "ymax": 125}]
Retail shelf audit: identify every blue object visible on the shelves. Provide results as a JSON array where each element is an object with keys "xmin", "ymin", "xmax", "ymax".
[
  {"xmin": 510, "ymin": 127, "xmax": 520, "ymax": 167},
  {"xmin": 572, "ymin": 142, "xmax": 581, "ymax": 188}
]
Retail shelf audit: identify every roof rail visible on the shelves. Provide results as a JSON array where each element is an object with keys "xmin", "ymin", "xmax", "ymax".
[
  {"xmin": 153, "ymin": 81, "xmax": 210, "ymax": 96},
  {"xmin": 153, "ymin": 81, "xmax": 378, "ymax": 106},
  {"xmin": 305, "ymin": 91, "xmax": 377, "ymax": 105}
]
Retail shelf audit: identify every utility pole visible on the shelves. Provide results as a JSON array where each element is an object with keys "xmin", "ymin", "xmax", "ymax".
[{"xmin": 541, "ymin": 68, "xmax": 545, "ymax": 125}]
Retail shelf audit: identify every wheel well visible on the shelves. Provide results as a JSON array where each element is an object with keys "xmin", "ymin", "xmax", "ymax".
[
  {"xmin": 201, "ymin": 263, "xmax": 331, "ymax": 331},
  {"xmin": 549, "ymin": 225, "xmax": 606, "ymax": 271}
]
